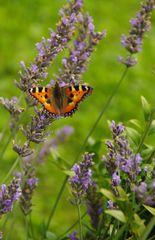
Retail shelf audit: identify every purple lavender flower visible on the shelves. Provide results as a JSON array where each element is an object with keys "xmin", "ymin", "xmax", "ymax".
[
  {"xmin": 103, "ymin": 121, "xmax": 142, "ymax": 183},
  {"xmin": 17, "ymin": 0, "xmax": 84, "ymax": 92},
  {"xmin": 27, "ymin": 178, "xmax": 38, "ymax": 186},
  {"xmin": 118, "ymin": 56, "xmax": 137, "ymax": 67},
  {"xmin": 107, "ymin": 200, "xmax": 115, "ymax": 209},
  {"xmin": 20, "ymin": 168, "xmax": 38, "ymax": 215},
  {"xmin": 57, "ymin": 13, "xmax": 106, "ymax": 85},
  {"xmin": 13, "ymin": 141, "xmax": 33, "ymax": 157},
  {"xmin": 0, "ymin": 97, "xmax": 24, "ymax": 130},
  {"xmin": 69, "ymin": 153, "xmax": 94, "ymax": 202},
  {"xmin": 112, "ymin": 172, "xmax": 121, "ymax": 186},
  {"xmin": 134, "ymin": 178, "xmax": 155, "ymax": 206},
  {"xmin": 24, "ymin": 109, "xmax": 54, "ymax": 143},
  {"xmin": 121, "ymin": 0, "xmax": 155, "ymax": 53},
  {"xmin": 110, "ymin": 120, "xmax": 124, "ymax": 138},
  {"xmin": 86, "ymin": 182, "xmax": 103, "ymax": 229},
  {"xmin": 68, "ymin": 230, "xmax": 79, "ymax": 240},
  {"xmin": 0, "ymin": 178, "xmax": 21, "ymax": 217},
  {"xmin": 120, "ymin": 0, "xmax": 155, "ymax": 67},
  {"xmin": 75, "ymin": 0, "xmax": 83, "ymax": 8},
  {"xmin": 144, "ymin": 166, "xmax": 148, "ymax": 173}
]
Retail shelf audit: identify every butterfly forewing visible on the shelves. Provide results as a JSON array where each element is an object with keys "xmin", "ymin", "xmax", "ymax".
[
  {"xmin": 62, "ymin": 85, "xmax": 93, "ymax": 116},
  {"xmin": 29, "ymin": 87, "xmax": 58, "ymax": 115}
]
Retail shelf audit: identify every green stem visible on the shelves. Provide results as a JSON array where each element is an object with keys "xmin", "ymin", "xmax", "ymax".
[
  {"xmin": 25, "ymin": 215, "xmax": 29, "ymax": 240},
  {"xmin": 76, "ymin": 66, "xmax": 128, "ymax": 156},
  {"xmin": 29, "ymin": 214, "xmax": 35, "ymax": 240},
  {"xmin": 0, "ymin": 132, "xmax": 12, "ymax": 160},
  {"xmin": 77, "ymin": 203, "xmax": 83, "ymax": 240},
  {"xmin": 45, "ymin": 177, "xmax": 68, "ymax": 231},
  {"xmin": 0, "ymin": 102, "xmax": 29, "ymax": 161},
  {"xmin": 56, "ymin": 212, "xmax": 87, "ymax": 240},
  {"xmin": 2, "ymin": 157, "xmax": 20, "ymax": 183},
  {"xmin": 45, "ymin": 66, "xmax": 129, "ymax": 232},
  {"xmin": 136, "ymin": 110, "xmax": 154, "ymax": 154}
]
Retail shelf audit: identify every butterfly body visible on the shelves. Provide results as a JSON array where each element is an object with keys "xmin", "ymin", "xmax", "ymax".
[{"xmin": 29, "ymin": 82, "xmax": 92, "ymax": 118}]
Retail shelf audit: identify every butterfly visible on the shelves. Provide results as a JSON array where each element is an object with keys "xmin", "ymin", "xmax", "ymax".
[{"xmin": 29, "ymin": 82, "xmax": 93, "ymax": 118}]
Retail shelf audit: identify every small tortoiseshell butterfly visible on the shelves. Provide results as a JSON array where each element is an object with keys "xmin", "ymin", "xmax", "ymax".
[{"xmin": 29, "ymin": 82, "xmax": 93, "ymax": 118}]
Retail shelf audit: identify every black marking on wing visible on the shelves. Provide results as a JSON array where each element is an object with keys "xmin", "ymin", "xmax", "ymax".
[
  {"xmin": 74, "ymin": 86, "xmax": 79, "ymax": 91},
  {"xmin": 82, "ymin": 85, "xmax": 87, "ymax": 91},
  {"xmin": 32, "ymin": 88, "xmax": 36, "ymax": 93},
  {"xmin": 38, "ymin": 87, "xmax": 43, "ymax": 92}
]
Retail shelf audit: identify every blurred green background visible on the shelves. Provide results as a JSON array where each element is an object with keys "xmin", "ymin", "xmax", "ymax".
[{"xmin": 0, "ymin": 0, "xmax": 155, "ymax": 239}]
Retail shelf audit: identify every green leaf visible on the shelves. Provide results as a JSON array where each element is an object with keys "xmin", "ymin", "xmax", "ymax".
[
  {"xmin": 126, "ymin": 127, "xmax": 141, "ymax": 146},
  {"xmin": 129, "ymin": 119, "xmax": 142, "ymax": 130},
  {"xmin": 63, "ymin": 170, "xmax": 74, "ymax": 176},
  {"xmin": 143, "ymin": 204, "xmax": 155, "ymax": 216},
  {"xmin": 139, "ymin": 216, "xmax": 155, "ymax": 240},
  {"xmin": 141, "ymin": 96, "xmax": 151, "ymax": 121},
  {"xmin": 130, "ymin": 214, "xmax": 145, "ymax": 236},
  {"xmin": 100, "ymin": 188, "xmax": 116, "ymax": 202},
  {"xmin": 148, "ymin": 120, "xmax": 155, "ymax": 135},
  {"xmin": 105, "ymin": 209, "xmax": 127, "ymax": 223},
  {"xmin": 141, "ymin": 145, "xmax": 155, "ymax": 159},
  {"xmin": 45, "ymin": 231, "xmax": 57, "ymax": 240},
  {"xmin": 117, "ymin": 186, "xmax": 129, "ymax": 201}
]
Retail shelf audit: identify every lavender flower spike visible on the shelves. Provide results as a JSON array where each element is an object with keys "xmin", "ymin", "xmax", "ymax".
[
  {"xmin": 20, "ymin": 168, "xmax": 38, "ymax": 215},
  {"xmin": 86, "ymin": 182, "xmax": 103, "ymax": 229},
  {"xmin": 0, "ymin": 178, "xmax": 21, "ymax": 218},
  {"xmin": 69, "ymin": 152, "xmax": 94, "ymax": 203},
  {"xmin": 121, "ymin": 0, "xmax": 155, "ymax": 53},
  {"xmin": 103, "ymin": 121, "xmax": 142, "ymax": 183},
  {"xmin": 57, "ymin": 13, "xmax": 106, "ymax": 85},
  {"xmin": 120, "ymin": 0, "xmax": 155, "ymax": 67},
  {"xmin": 0, "ymin": 97, "xmax": 24, "ymax": 130},
  {"xmin": 17, "ymin": 0, "xmax": 84, "ymax": 91}
]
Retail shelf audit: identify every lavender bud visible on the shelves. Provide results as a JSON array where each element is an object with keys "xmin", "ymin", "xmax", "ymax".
[
  {"xmin": 112, "ymin": 172, "xmax": 121, "ymax": 186},
  {"xmin": 0, "ymin": 178, "xmax": 21, "ymax": 218},
  {"xmin": 13, "ymin": 141, "xmax": 33, "ymax": 157},
  {"xmin": 68, "ymin": 230, "xmax": 79, "ymax": 240},
  {"xmin": 118, "ymin": 56, "xmax": 137, "ymax": 67},
  {"xmin": 107, "ymin": 200, "xmax": 115, "ymax": 209}
]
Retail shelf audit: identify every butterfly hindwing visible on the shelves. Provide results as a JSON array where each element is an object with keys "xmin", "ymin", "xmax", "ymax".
[{"xmin": 29, "ymin": 87, "xmax": 58, "ymax": 115}]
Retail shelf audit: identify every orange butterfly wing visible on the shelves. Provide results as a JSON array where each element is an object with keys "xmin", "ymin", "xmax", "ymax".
[
  {"xmin": 62, "ymin": 85, "xmax": 93, "ymax": 116},
  {"xmin": 29, "ymin": 85, "xmax": 93, "ymax": 117},
  {"xmin": 29, "ymin": 87, "xmax": 58, "ymax": 115}
]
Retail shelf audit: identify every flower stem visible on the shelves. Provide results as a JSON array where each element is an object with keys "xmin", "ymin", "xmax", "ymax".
[
  {"xmin": 45, "ymin": 66, "xmax": 129, "ymax": 232},
  {"xmin": 2, "ymin": 157, "xmax": 20, "ymax": 183},
  {"xmin": 0, "ymin": 132, "xmax": 12, "ymax": 160},
  {"xmin": 136, "ymin": 109, "xmax": 155, "ymax": 154},
  {"xmin": 56, "ymin": 212, "xmax": 87, "ymax": 240},
  {"xmin": 77, "ymin": 203, "xmax": 83, "ymax": 240},
  {"xmin": 45, "ymin": 177, "xmax": 68, "ymax": 231},
  {"xmin": 25, "ymin": 215, "xmax": 29, "ymax": 240}
]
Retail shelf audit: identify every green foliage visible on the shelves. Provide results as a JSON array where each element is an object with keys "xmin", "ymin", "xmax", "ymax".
[{"xmin": 1, "ymin": 0, "xmax": 155, "ymax": 239}]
